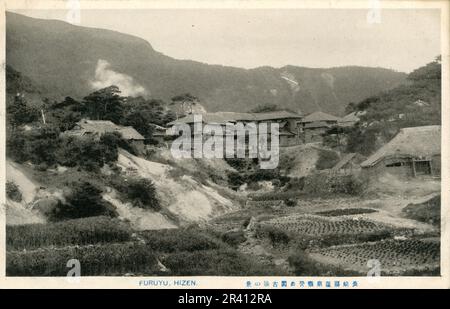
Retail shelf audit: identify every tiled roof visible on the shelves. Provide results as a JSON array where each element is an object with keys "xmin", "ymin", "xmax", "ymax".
[
  {"xmin": 167, "ymin": 111, "xmax": 302, "ymax": 126},
  {"xmin": 304, "ymin": 121, "xmax": 332, "ymax": 129},
  {"xmin": 302, "ymin": 111, "xmax": 340, "ymax": 123}
]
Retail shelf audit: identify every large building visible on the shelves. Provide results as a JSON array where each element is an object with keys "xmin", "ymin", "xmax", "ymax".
[
  {"xmin": 167, "ymin": 111, "xmax": 303, "ymax": 147},
  {"xmin": 360, "ymin": 125, "xmax": 441, "ymax": 178}
]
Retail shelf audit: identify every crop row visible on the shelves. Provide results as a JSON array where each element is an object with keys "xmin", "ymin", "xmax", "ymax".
[
  {"xmin": 312, "ymin": 239, "xmax": 440, "ymax": 269},
  {"xmin": 315, "ymin": 208, "xmax": 378, "ymax": 217},
  {"xmin": 261, "ymin": 215, "xmax": 390, "ymax": 236}
]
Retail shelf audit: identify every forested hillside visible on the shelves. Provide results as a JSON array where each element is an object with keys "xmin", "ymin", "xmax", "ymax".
[
  {"xmin": 344, "ymin": 57, "xmax": 441, "ymax": 155},
  {"xmin": 6, "ymin": 12, "xmax": 406, "ymax": 115}
]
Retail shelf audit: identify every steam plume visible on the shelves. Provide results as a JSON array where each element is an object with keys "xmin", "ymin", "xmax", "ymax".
[{"xmin": 90, "ymin": 59, "xmax": 148, "ymax": 97}]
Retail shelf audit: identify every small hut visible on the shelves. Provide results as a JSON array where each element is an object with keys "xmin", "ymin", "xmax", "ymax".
[{"xmin": 360, "ymin": 125, "xmax": 441, "ymax": 178}]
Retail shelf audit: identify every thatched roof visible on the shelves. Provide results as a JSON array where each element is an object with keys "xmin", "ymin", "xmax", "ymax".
[
  {"xmin": 361, "ymin": 125, "xmax": 441, "ymax": 167},
  {"xmin": 68, "ymin": 119, "xmax": 144, "ymax": 140}
]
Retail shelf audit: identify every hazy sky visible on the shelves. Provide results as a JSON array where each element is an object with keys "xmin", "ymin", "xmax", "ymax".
[{"xmin": 14, "ymin": 9, "xmax": 441, "ymax": 73}]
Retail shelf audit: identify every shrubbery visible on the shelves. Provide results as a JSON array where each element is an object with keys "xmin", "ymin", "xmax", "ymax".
[
  {"xmin": 255, "ymin": 225, "xmax": 292, "ymax": 246},
  {"xmin": 6, "ymin": 181, "xmax": 22, "ymax": 202},
  {"xmin": 303, "ymin": 173, "xmax": 365, "ymax": 196},
  {"xmin": 7, "ymin": 126, "xmax": 127, "ymax": 172},
  {"xmin": 288, "ymin": 251, "xmax": 321, "ymax": 276},
  {"xmin": 111, "ymin": 177, "xmax": 160, "ymax": 211},
  {"xmin": 221, "ymin": 230, "xmax": 247, "ymax": 247},
  {"xmin": 49, "ymin": 181, "xmax": 117, "ymax": 221},
  {"xmin": 227, "ymin": 168, "xmax": 289, "ymax": 190},
  {"xmin": 25, "ymin": 126, "xmax": 61, "ymax": 167},
  {"xmin": 315, "ymin": 149, "xmax": 340, "ymax": 170}
]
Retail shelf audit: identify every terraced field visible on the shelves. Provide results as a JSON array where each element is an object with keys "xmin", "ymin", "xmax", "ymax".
[
  {"xmin": 309, "ymin": 239, "xmax": 440, "ymax": 275},
  {"xmin": 259, "ymin": 214, "xmax": 394, "ymax": 236}
]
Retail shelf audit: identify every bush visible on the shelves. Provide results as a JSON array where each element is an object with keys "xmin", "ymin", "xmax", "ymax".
[
  {"xmin": 49, "ymin": 181, "xmax": 117, "ymax": 221},
  {"xmin": 315, "ymin": 149, "xmax": 340, "ymax": 170},
  {"xmin": 221, "ymin": 230, "xmax": 247, "ymax": 247},
  {"xmin": 225, "ymin": 158, "xmax": 249, "ymax": 171},
  {"xmin": 403, "ymin": 195, "xmax": 440, "ymax": 226},
  {"xmin": 227, "ymin": 171, "xmax": 245, "ymax": 188},
  {"xmin": 6, "ymin": 95, "xmax": 39, "ymax": 127},
  {"xmin": 288, "ymin": 251, "xmax": 322, "ymax": 276},
  {"xmin": 6, "ymin": 129, "xmax": 28, "ymax": 163},
  {"xmin": 29, "ymin": 126, "xmax": 62, "ymax": 166},
  {"xmin": 303, "ymin": 174, "xmax": 365, "ymax": 196},
  {"xmin": 115, "ymin": 178, "xmax": 160, "ymax": 211},
  {"xmin": 255, "ymin": 225, "xmax": 291, "ymax": 246},
  {"xmin": 58, "ymin": 133, "xmax": 126, "ymax": 172},
  {"xmin": 284, "ymin": 177, "xmax": 305, "ymax": 191},
  {"xmin": 284, "ymin": 199, "xmax": 297, "ymax": 207},
  {"xmin": 6, "ymin": 216, "xmax": 132, "ymax": 250},
  {"xmin": 6, "ymin": 181, "xmax": 22, "ymax": 202},
  {"xmin": 100, "ymin": 131, "xmax": 137, "ymax": 156}
]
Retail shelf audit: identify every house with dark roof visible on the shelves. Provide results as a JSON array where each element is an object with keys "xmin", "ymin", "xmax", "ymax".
[
  {"xmin": 361, "ymin": 125, "xmax": 441, "ymax": 178},
  {"xmin": 301, "ymin": 111, "xmax": 341, "ymax": 143},
  {"xmin": 64, "ymin": 119, "xmax": 145, "ymax": 152},
  {"xmin": 167, "ymin": 111, "xmax": 303, "ymax": 147}
]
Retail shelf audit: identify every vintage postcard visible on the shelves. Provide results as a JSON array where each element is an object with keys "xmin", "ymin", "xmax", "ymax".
[{"xmin": 0, "ymin": 0, "xmax": 449, "ymax": 290}]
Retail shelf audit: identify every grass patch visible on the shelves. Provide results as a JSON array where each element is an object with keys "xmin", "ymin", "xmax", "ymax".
[
  {"xmin": 7, "ymin": 242, "xmax": 157, "ymax": 276},
  {"xmin": 7, "ymin": 216, "xmax": 132, "ymax": 250},
  {"xmin": 139, "ymin": 227, "xmax": 226, "ymax": 253},
  {"xmin": 161, "ymin": 249, "xmax": 280, "ymax": 276}
]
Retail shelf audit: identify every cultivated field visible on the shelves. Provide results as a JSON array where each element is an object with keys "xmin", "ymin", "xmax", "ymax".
[{"xmin": 309, "ymin": 239, "xmax": 440, "ymax": 275}]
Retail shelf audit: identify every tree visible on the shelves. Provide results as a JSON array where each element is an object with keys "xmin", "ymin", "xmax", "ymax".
[
  {"xmin": 82, "ymin": 85, "xmax": 124, "ymax": 123},
  {"xmin": 50, "ymin": 181, "xmax": 117, "ymax": 221},
  {"xmin": 7, "ymin": 94, "xmax": 39, "ymax": 127},
  {"xmin": 27, "ymin": 125, "xmax": 61, "ymax": 167},
  {"xmin": 47, "ymin": 96, "xmax": 82, "ymax": 131},
  {"xmin": 123, "ymin": 97, "xmax": 175, "ymax": 140},
  {"xmin": 123, "ymin": 178, "xmax": 160, "ymax": 210},
  {"xmin": 170, "ymin": 93, "xmax": 198, "ymax": 116}
]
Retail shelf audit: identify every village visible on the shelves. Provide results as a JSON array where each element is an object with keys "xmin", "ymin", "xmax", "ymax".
[
  {"xmin": 4, "ymin": 10, "xmax": 442, "ymax": 279},
  {"xmin": 62, "ymin": 106, "xmax": 441, "ymax": 180}
]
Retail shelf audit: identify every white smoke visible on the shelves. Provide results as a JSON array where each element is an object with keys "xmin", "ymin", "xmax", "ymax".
[{"xmin": 90, "ymin": 59, "xmax": 148, "ymax": 97}]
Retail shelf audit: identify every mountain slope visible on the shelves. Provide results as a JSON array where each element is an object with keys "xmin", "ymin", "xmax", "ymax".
[{"xmin": 6, "ymin": 12, "xmax": 407, "ymax": 115}]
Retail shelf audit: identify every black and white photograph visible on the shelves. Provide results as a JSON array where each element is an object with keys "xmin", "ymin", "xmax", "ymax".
[{"xmin": 0, "ymin": 0, "xmax": 448, "ymax": 289}]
